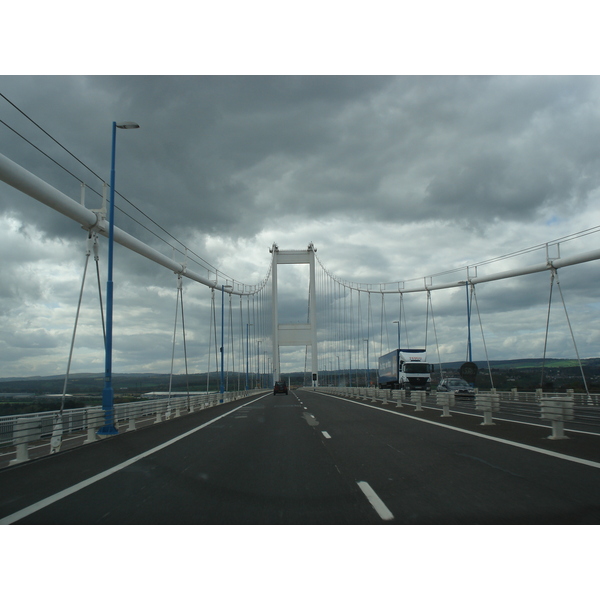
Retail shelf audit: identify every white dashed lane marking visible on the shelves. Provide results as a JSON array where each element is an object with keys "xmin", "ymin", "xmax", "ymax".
[{"xmin": 357, "ymin": 481, "xmax": 395, "ymax": 522}]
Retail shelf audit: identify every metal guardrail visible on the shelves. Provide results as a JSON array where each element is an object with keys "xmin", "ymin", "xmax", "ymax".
[
  {"xmin": 322, "ymin": 387, "xmax": 600, "ymax": 439},
  {"xmin": 0, "ymin": 389, "xmax": 270, "ymax": 465}
]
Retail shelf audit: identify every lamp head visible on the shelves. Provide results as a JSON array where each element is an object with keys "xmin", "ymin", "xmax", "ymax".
[{"xmin": 116, "ymin": 122, "xmax": 140, "ymax": 129}]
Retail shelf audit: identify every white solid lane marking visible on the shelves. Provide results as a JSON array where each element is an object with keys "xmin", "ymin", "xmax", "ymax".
[
  {"xmin": 357, "ymin": 481, "xmax": 395, "ymax": 522},
  {"xmin": 0, "ymin": 394, "xmax": 271, "ymax": 525},
  {"xmin": 314, "ymin": 391, "xmax": 600, "ymax": 470},
  {"xmin": 322, "ymin": 431, "xmax": 331, "ymax": 439}
]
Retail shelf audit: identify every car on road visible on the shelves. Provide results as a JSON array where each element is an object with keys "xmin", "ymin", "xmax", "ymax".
[
  {"xmin": 273, "ymin": 381, "xmax": 288, "ymax": 395},
  {"xmin": 437, "ymin": 378, "xmax": 475, "ymax": 398}
]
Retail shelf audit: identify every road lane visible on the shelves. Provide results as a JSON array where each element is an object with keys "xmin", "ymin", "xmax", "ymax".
[
  {"xmin": 3, "ymin": 392, "xmax": 378, "ymax": 524},
  {"xmin": 4, "ymin": 387, "xmax": 600, "ymax": 524},
  {"xmin": 296, "ymin": 388, "xmax": 600, "ymax": 524}
]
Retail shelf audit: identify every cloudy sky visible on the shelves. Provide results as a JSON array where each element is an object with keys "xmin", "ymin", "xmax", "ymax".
[{"xmin": 1, "ymin": 74, "xmax": 600, "ymax": 380}]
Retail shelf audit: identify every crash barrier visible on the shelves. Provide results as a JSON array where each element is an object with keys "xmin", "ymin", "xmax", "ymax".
[
  {"xmin": 391, "ymin": 389, "xmax": 403, "ymax": 407},
  {"xmin": 320, "ymin": 387, "xmax": 600, "ymax": 438},
  {"xmin": 0, "ymin": 389, "xmax": 268, "ymax": 465},
  {"xmin": 436, "ymin": 391, "xmax": 455, "ymax": 417},
  {"xmin": 475, "ymin": 392, "xmax": 500, "ymax": 426},
  {"xmin": 541, "ymin": 396, "xmax": 575, "ymax": 440}
]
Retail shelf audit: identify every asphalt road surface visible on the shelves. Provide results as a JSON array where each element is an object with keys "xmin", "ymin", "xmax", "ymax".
[{"xmin": 2, "ymin": 388, "xmax": 600, "ymax": 524}]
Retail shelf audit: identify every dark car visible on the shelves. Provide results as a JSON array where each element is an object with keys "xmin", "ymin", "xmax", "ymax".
[
  {"xmin": 273, "ymin": 381, "xmax": 288, "ymax": 395},
  {"xmin": 437, "ymin": 378, "xmax": 475, "ymax": 398}
]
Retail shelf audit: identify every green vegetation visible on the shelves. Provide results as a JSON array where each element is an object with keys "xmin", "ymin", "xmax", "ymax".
[{"xmin": 0, "ymin": 398, "xmax": 88, "ymax": 417}]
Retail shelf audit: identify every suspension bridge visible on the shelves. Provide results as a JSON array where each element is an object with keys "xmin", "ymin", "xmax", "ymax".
[{"xmin": 2, "ymin": 149, "xmax": 600, "ymax": 524}]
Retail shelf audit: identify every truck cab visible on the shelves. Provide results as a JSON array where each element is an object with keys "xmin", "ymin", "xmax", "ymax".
[{"xmin": 378, "ymin": 348, "xmax": 433, "ymax": 391}]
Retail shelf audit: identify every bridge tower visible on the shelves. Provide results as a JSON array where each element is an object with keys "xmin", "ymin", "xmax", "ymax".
[{"xmin": 271, "ymin": 243, "xmax": 318, "ymax": 386}]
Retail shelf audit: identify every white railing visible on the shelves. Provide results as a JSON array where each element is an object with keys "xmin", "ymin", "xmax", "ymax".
[
  {"xmin": 1, "ymin": 389, "xmax": 269, "ymax": 465},
  {"xmin": 318, "ymin": 386, "xmax": 600, "ymax": 439}
]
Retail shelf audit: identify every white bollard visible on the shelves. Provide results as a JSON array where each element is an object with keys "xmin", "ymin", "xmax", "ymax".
[
  {"xmin": 414, "ymin": 390, "xmax": 424, "ymax": 411},
  {"xmin": 392, "ymin": 389, "xmax": 404, "ymax": 408},
  {"xmin": 85, "ymin": 408, "xmax": 103, "ymax": 443},
  {"xmin": 541, "ymin": 397, "xmax": 574, "ymax": 440},
  {"xmin": 126, "ymin": 405, "xmax": 138, "ymax": 432},
  {"xmin": 436, "ymin": 392, "xmax": 451, "ymax": 417},
  {"xmin": 381, "ymin": 389, "xmax": 390, "ymax": 405},
  {"xmin": 10, "ymin": 416, "xmax": 40, "ymax": 465},
  {"xmin": 476, "ymin": 392, "xmax": 500, "ymax": 426}
]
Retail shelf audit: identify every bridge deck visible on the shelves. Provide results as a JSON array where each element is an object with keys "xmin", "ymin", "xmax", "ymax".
[{"xmin": 2, "ymin": 389, "xmax": 600, "ymax": 524}]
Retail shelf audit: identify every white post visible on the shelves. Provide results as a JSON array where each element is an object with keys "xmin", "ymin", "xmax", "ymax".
[
  {"xmin": 10, "ymin": 417, "xmax": 40, "ymax": 465},
  {"xmin": 85, "ymin": 408, "xmax": 103, "ymax": 443},
  {"xmin": 550, "ymin": 419, "xmax": 566, "ymax": 440},
  {"xmin": 11, "ymin": 418, "xmax": 30, "ymax": 464},
  {"xmin": 126, "ymin": 405, "xmax": 138, "ymax": 432},
  {"xmin": 399, "ymin": 389, "xmax": 406, "ymax": 407},
  {"xmin": 476, "ymin": 392, "xmax": 499, "ymax": 426},
  {"xmin": 437, "ymin": 392, "xmax": 451, "ymax": 417},
  {"xmin": 414, "ymin": 391, "xmax": 424, "ymax": 411},
  {"xmin": 154, "ymin": 400, "xmax": 164, "ymax": 424},
  {"xmin": 541, "ymin": 397, "xmax": 573, "ymax": 440},
  {"xmin": 381, "ymin": 389, "xmax": 390, "ymax": 405}
]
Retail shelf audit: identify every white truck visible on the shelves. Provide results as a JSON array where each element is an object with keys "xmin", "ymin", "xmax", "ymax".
[{"xmin": 378, "ymin": 348, "xmax": 434, "ymax": 391}]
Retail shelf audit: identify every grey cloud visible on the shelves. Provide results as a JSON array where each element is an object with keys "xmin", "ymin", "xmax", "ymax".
[{"xmin": 2, "ymin": 76, "xmax": 600, "ymax": 376}]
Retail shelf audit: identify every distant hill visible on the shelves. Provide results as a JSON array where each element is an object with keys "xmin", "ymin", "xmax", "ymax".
[
  {"xmin": 1, "ymin": 358, "xmax": 599, "ymax": 383},
  {"xmin": 438, "ymin": 357, "xmax": 600, "ymax": 370}
]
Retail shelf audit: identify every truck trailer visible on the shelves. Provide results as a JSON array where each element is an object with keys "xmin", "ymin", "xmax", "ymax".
[{"xmin": 378, "ymin": 349, "xmax": 434, "ymax": 391}]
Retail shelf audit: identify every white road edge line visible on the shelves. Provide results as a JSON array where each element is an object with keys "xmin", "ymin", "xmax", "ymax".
[
  {"xmin": 357, "ymin": 481, "xmax": 395, "ymax": 521},
  {"xmin": 322, "ymin": 431, "xmax": 331, "ymax": 439},
  {"xmin": 0, "ymin": 393, "xmax": 271, "ymax": 525},
  {"xmin": 313, "ymin": 391, "xmax": 600, "ymax": 470}
]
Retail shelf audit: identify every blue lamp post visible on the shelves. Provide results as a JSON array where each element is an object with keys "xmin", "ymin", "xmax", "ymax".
[
  {"xmin": 465, "ymin": 281, "xmax": 472, "ymax": 362},
  {"xmin": 219, "ymin": 284, "xmax": 233, "ymax": 398},
  {"xmin": 98, "ymin": 121, "xmax": 139, "ymax": 436}
]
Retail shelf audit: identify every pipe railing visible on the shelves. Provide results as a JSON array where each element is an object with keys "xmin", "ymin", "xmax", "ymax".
[
  {"xmin": 0, "ymin": 388, "xmax": 270, "ymax": 465},
  {"xmin": 0, "ymin": 152, "xmax": 262, "ymax": 295},
  {"xmin": 317, "ymin": 387, "xmax": 600, "ymax": 439}
]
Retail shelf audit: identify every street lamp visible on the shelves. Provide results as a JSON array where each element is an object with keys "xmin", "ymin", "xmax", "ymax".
[
  {"xmin": 98, "ymin": 121, "xmax": 139, "ymax": 436},
  {"xmin": 257, "ymin": 340, "xmax": 262, "ymax": 388},
  {"xmin": 348, "ymin": 348, "xmax": 352, "ymax": 387},
  {"xmin": 220, "ymin": 284, "xmax": 233, "ymax": 397},
  {"xmin": 363, "ymin": 338, "xmax": 370, "ymax": 387},
  {"xmin": 245, "ymin": 323, "xmax": 253, "ymax": 390}
]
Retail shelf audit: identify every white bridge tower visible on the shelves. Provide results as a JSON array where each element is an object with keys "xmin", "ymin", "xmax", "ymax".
[{"xmin": 271, "ymin": 243, "xmax": 318, "ymax": 386}]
